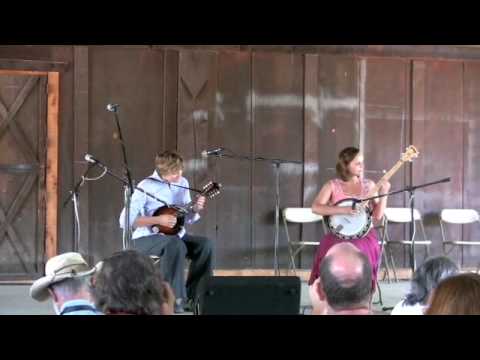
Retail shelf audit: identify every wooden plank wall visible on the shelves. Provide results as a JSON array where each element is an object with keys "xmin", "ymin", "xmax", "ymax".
[
  {"xmin": 87, "ymin": 47, "xmax": 166, "ymax": 262},
  {"xmin": 213, "ymin": 51, "xmax": 252, "ymax": 268},
  {"xmin": 413, "ymin": 61, "xmax": 465, "ymax": 264},
  {"xmin": 2, "ymin": 46, "xmax": 480, "ymax": 272},
  {"xmin": 251, "ymin": 52, "xmax": 304, "ymax": 268}
]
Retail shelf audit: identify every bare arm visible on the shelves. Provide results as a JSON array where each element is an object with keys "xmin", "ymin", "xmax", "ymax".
[
  {"xmin": 370, "ymin": 179, "xmax": 390, "ymax": 222},
  {"xmin": 312, "ymin": 181, "xmax": 358, "ymax": 216},
  {"xmin": 134, "ymin": 215, "xmax": 177, "ymax": 229}
]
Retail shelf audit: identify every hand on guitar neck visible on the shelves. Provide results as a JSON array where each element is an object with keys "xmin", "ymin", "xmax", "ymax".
[
  {"xmin": 192, "ymin": 195, "xmax": 206, "ymax": 213},
  {"xmin": 377, "ymin": 179, "xmax": 391, "ymax": 195}
]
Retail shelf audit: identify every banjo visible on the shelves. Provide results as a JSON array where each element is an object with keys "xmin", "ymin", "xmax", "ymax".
[{"xmin": 326, "ymin": 145, "xmax": 419, "ymax": 240}]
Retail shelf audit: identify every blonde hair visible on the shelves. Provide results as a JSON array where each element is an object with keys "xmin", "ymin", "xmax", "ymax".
[{"xmin": 155, "ymin": 150, "xmax": 184, "ymax": 177}]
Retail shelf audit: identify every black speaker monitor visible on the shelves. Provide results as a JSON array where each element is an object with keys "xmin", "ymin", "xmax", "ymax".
[{"xmin": 195, "ymin": 276, "xmax": 301, "ymax": 315}]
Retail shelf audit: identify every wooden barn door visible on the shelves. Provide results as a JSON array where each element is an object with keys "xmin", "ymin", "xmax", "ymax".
[{"xmin": 0, "ymin": 72, "xmax": 48, "ymax": 280}]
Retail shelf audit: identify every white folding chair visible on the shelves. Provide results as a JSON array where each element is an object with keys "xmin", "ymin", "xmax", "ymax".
[
  {"xmin": 282, "ymin": 207, "xmax": 326, "ymax": 274},
  {"xmin": 440, "ymin": 209, "xmax": 480, "ymax": 270},
  {"xmin": 383, "ymin": 207, "xmax": 431, "ymax": 279}
]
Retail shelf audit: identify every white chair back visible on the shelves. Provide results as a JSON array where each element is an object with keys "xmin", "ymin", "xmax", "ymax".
[
  {"xmin": 384, "ymin": 207, "xmax": 422, "ymax": 223},
  {"xmin": 283, "ymin": 207, "xmax": 323, "ymax": 223},
  {"xmin": 441, "ymin": 209, "xmax": 480, "ymax": 224}
]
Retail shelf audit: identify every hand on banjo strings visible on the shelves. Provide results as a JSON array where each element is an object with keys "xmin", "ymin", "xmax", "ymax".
[{"xmin": 341, "ymin": 206, "xmax": 360, "ymax": 216}]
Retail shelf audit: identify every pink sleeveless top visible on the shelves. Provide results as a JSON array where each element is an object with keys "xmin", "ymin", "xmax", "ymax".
[{"xmin": 329, "ymin": 178, "xmax": 373, "ymax": 205}]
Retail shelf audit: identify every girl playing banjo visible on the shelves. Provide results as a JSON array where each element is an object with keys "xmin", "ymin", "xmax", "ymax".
[{"xmin": 309, "ymin": 147, "xmax": 391, "ymax": 312}]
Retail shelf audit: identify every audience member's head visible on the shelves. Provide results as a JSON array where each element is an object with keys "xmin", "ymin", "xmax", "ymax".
[
  {"xmin": 317, "ymin": 242, "xmax": 373, "ymax": 315},
  {"xmin": 426, "ymin": 273, "xmax": 480, "ymax": 315},
  {"xmin": 29, "ymin": 252, "xmax": 97, "ymax": 315},
  {"xmin": 404, "ymin": 256, "xmax": 459, "ymax": 307},
  {"xmin": 92, "ymin": 250, "xmax": 174, "ymax": 315}
]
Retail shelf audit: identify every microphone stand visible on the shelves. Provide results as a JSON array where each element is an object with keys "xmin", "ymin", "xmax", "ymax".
[
  {"xmin": 108, "ymin": 106, "xmax": 135, "ymax": 250},
  {"xmin": 63, "ymin": 163, "xmax": 97, "ymax": 253},
  {"xmin": 63, "ymin": 163, "xmax": 96, "ymax": 208},
  {"xmin": 84, "ymin": 160, "xmax": 167, "ymax": 203},
  {"xmin": 354, "ymin": 177, "xmax": 451, "ymax": 275},
  {"xmin": 209, "ymin": 149, "xmax": 302, "ymax": 276}
]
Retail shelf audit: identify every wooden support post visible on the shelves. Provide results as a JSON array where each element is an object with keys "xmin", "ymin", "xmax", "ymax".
[{"xmin": 45, "ymin": 72, "xmax": 59, "ymax": 259}]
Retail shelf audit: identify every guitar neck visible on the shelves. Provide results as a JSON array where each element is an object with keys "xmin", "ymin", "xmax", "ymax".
[
  {"xmin": 185, "ymin": 193, "xmax": 203, "ymax": 212},
  {"xmin": 365, "ymin": 159, "xmax": 405, "ymax": 198}
]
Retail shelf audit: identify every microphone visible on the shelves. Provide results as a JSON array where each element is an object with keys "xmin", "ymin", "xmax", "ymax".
[
  {"xmin": 84, "ymin": 153, "xmax": 105, "ymax": 167},
  {"xmin": 106, "ymin": 103, "xmax": 119, "ymax": 112},
  {"xmin": 201, "ymin": 147, "xmax": 224, "ymax": 158}
]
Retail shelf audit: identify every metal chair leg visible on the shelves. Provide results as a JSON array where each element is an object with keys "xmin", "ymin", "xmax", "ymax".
[
  {"xmin": 290, "ymin": 245, "xmax": 306, "ymax": 276},
  {"xmin": 372, "ymin": 278, "xmax": 383, "ymax": 306},
  {"xmin": 288, "ymin": 245, "xmax": 297, "ymax": 275},
  {"xmin": 461, "ymin": 246, "xmax": 464, "ymax": 269},
  {"xmin": 284, "ymin": 217, "xmax": 297, "ymax": 275},
  {"xmin": 376, "ymin": 279, "xmax": 383, "ymax": 306},
  {"xmin": 381, "ymin": 248, "xmax": 391, "ymax": 283},
  {"xmin": 388, "ymin": 246, "xmax": 398, "ymax": 282}
]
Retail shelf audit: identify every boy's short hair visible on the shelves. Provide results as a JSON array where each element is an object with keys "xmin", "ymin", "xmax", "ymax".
[{"xmin": 155, "ymin": 150, "xmax": 184, "ymax": 176}]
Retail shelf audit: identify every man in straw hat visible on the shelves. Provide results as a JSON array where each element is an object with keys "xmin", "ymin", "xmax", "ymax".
[{"xmin": 29, "ymin": 252, "xmax": 101, "ymax": 315}]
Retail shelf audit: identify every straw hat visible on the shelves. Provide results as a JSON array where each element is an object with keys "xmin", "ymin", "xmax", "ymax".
[{"xmin": 29, "ymin": 252, "xmax": 96, "ymax": 302}]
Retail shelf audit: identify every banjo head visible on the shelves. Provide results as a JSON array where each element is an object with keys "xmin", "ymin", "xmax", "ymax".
[{"xmin": 327, "ymin": 198, "xmax": 372, "ymax": 240}]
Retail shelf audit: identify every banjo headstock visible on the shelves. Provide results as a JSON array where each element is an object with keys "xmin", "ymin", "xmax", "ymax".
[{"xmin": 400, "ymin": 145, "xmax": 419, "ymax": 163}]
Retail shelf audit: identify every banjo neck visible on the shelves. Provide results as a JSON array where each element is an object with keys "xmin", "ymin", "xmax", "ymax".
[{"xmin": 364, "ymin": 159, "xmax": 406, "ymax": 199}]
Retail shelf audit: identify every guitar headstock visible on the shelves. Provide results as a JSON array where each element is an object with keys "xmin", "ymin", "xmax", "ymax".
[
  {"xmin": 400, "ymin": 145, "xmax": 419, "ymax": 163},
  {"xmin": 201, "ymin": 181, "xmax": 222, "ymax": 199}
]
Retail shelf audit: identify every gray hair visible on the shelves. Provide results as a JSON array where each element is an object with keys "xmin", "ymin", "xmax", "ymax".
[
  {"xmin": 404, "ymin": 256, "xmax": 459, "ymax": 306},
  {"xmin": 50, "ymin": 275, "xmax": 92, "ymax": 298}
]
